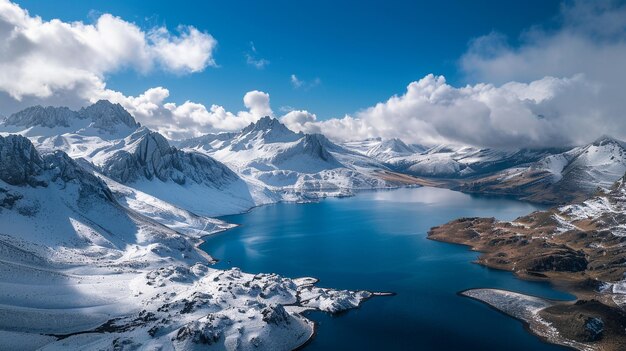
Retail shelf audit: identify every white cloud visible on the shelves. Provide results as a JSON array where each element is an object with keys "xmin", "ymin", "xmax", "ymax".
[
  {"xmin": 0, "ymin": 0, "xmax": 217, "ymax": 104},
  {"xmin": 280, "ymin": 110, "xmax": 320, "ymax": 134},
  {"xmin": 284, "ymin": 73, "xmax": 613, "ymax": 148},
  {"xmin": 290, "ymin": 74, "xmax": 303, "ymax": 88},
  {"xmin": 100, "ymin": 88, "xmax": 274, "ymax": 140},
  {"xmin": 283, "ymin": 1, "xmax": 626, "ymax": 148},
  {"xmin": 243, "ymin": 90, "xmax": 273, "ymax": 118},
  {"xmin": 149, "ymin": 25, "xmax": 217, "ymax": 73},
  {"xmin": 3, "ymin": 0, "xmax": 626, "ymax": 148},
  {"xmin": 245, "ymin": 42, "xmax": 269, "ymax": 69},
  {"xmin": 290, "ymin": 74, "xmax": 320, "ymax": 90}
]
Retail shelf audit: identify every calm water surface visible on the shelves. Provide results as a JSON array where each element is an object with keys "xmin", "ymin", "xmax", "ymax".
[{"xmin": 200, "ymin": 187, "xmax": 573, "ymax": 350}]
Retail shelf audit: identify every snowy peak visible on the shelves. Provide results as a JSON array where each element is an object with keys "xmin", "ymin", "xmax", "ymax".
[
  {"xmin": 124, "ymin": 127, "xmax": 171, "ymax": 156},
  {"xmin": 100, "ymin": 128, "xmax": 240, "ymax": 187},
  {"xmin": 556, "ymin": 136, "xmax": 626, "ymax": 189},
  {"xmin": 2, "ymin": 100, "xmax": 139, "ymax": 137},
  {"xmin": 544, "ymin": 135, "xmax": 626, "ymax": 176},
  {"xmin": 236, "ymin": 116, "xmax": 301, "ymax": 144},
  {"xmin": 424, "ymin": 144, "xmax": 466, "ymax": 155},
  {"xmin": 366, "ymin": 138, "xmax": 416, "ymax": 159},
  {"xmin": 78, "ymin": 100, "xmax": 140, "ymax": 132},
  {"xmin": 341, "ymin": 137, "xmax": 425, "ymax": 162},
  {"xmin": 269, "ymin": 133, "xmax": 343, "ymax": 172},
  {"xmin": 241, "ymin": 116, "xmax": 289, "ymax": 134},
  {"xmin": 589, "ymin": 135, "xmax": 625, "ymax": 148},
  {"xmin": 3, "ymin": 105, "xmax": 78, "ymax": 128},
  {"xmin": 175, "ymin": 132, "xmax": 236, "ymax": 152}
]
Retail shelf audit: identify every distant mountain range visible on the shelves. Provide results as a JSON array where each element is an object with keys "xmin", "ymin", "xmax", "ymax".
[
  {"xmin": 3, "ymin": 100, "xmax": 626, "ymax": 208},
  {"xmin": 456, "ymin": 136, "xmax": 626, "ymax": 203}
]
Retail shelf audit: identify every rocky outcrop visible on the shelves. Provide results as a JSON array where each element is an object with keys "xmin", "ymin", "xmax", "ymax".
[
  {"xmin": 100, "ymin": 129, "xmax": 239, "ymax": 186},
  {"xmin": 0, "ymin": 135, "xmax": 44, "ymax": 186},
  {"xmin": 3, "ymin": 106, "xmax": 78, "ymax": 128},
  {"xmin": 3, "ymin": 100, "xmax": 140, "ymax": 135},
  {"xmin": 78, "ymin": 100, "xmax": 140, "ymax": 132},
  {"xmin": 0, "ymin": 134, "xmax": 113, "ymax": 201}
]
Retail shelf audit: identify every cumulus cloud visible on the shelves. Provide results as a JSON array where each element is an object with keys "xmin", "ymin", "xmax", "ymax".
[
  {"xmin": 99, "ymin": 88, "xmax": 274, "ymax": 139},
  {"xmin": 284, "ymin": 74, "xmax": 607, "ymax": 148},
  {"xmin": 279, "ymin": 110, "xmax": 320, "ymax": 134},
  {"xmin": 0, "ymin": 0, "xmax": 216, "ymax": 104},
  {"xmin": 3, "ymin": 0, "xmax": 626, "ymax": 147},
  {"xmin": 243, "ymin": 90, "xmax": 273, "ymax": 118},
  {"xmin": 283, "ymin": 0, "xmax": 626, "ymax": 148},
  {"xmin": 148, "ymin": 26, "xmax": 217, "ymax": 73}
]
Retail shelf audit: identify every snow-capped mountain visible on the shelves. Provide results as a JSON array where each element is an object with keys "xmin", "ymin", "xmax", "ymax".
[
  {"xmin": 459, "ymin": 136, "xmax": 626, "ymax": 204},
  {"xmin": 342, "ymin": 137, "xmax": 425, "ymax": 162},
  {"xmin": 0, "ymin": 134, "xmax": 373, "ymax": 351},
  {"xmin": 1, "ymin": 100, "xmax": 140, "ymax": 138},
  {"xmin": 2, "ymin": 102, "xmax": 256, "ymax": 217},
  {"xmin": 90, "ymin": 127, "xmax": 256, "ymax": 217},
  {"xmin": 386, "ymin": 144, "xmax": 561, "ymax": 178},
  {"xmin": 4, "ymin": 100, "xmax": 626, "ymax": 209},
  {"xmin": 178, "ymin": 116, "xmax": 394, "ymax": 202}
]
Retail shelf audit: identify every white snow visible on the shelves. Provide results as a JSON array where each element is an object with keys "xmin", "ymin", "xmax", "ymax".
[{"xmin": 0, "ymin": 135, "xmax": 376, "ymax": 350}]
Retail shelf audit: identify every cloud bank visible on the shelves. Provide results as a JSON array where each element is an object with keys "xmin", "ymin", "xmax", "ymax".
[
  {"xmin": 282, "ymin": 0, "xmax": 626, "ymax": 148},
  {"xmin": 2, "ymin": 0, "xmax": 626, "ymax": 147},
  {"xmin": 0, "ymin": 0, "xmax": 216, "ymax": 109}
]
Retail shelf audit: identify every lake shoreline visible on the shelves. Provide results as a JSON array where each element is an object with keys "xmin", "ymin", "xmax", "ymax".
[
  {"xmin": 201, "ymin": 186, "xmax": 573, "ymax": 350},
  {"xmin": 428, "ymin": 212, "xmax": 626, "ymax": 351},
  {"xmin": 458, "ymin": 288, "xmax": 580, "ymax": 351}
]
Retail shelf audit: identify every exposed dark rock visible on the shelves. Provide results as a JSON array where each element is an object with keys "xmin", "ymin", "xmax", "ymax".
[{"xmin": 0, "ymin": 134, "xmax": 45, "ymax": 186}]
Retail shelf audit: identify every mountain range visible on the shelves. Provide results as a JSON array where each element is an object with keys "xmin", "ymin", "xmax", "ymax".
[
  {"xmin": 2, "ymin": 100, "xmax": 626, "ymax": 350},
  {"xmin": 4, "ymin": 101, "xmax": 625, "ymax": 208}
]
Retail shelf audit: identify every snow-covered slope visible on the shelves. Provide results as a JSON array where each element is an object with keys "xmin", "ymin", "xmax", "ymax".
[
  {"xmin": 342, "ymin": 137, "xmax": 426, "ymax": 162},
  {"xmin": 1, "ymin": 103, "xmax": 256, "ymax": 217},
  {"xmin": 1, "ymin": 100, "xmax": 140, "ymax": 139},
  {"xmin": 179, "ymin": 116, "xmax": 392, "ymax": 203},
  {"xmin": 459, "ymin": 136, "xmax": 626, "ymax": 204},
  {"xmin": 0, "ymin": 134, "xmax": 376, "ymax": 351},
  {"xmin": 92, "ymin": 128, "xmax": 255, "ymax": 217},
  {"xmin": 386, "ymin": 144, "xmax": 560, "ymax": 178},
  {"xmin": 534, "ymin": 136, "xmax": 626, "ymax": 191}
]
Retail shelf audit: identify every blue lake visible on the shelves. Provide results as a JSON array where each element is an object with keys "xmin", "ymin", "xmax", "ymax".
[{"xmin": 200, "ymin": 187, "xmax": 573, "ymax": 350}]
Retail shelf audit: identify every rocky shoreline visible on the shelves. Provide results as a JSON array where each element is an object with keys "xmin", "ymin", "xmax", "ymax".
[{"xmin": 428, "ymin": 178, "xmax": 626, "ymax": 350}]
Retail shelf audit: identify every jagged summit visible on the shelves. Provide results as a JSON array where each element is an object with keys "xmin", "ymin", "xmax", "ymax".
[
  {"xmin": 0, "ymin": 134, "xmax": 112, "ymax": 200},
  {"xmin": 592, "ymin": 135, "xmax": 625, "ymax": 147},
  {"xmin": 99, "ymin": 128, "xmax": 240, "ymax": 186},
  {"xmin": 78, "ymin": 100, "xmax": 140, "ymax": 131},
  {"xmin": 4, "ymin": 105, "xmax": 78, "ymax": 128},
  {"xmin": 2, "ymin": 100, "xmax": 140, "ymax": 136},
  {"xmin": 237, "ymin": 116, "xmax": 301, "ymax": 144}
]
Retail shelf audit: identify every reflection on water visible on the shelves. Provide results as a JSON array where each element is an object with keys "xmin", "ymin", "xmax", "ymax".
[{"xmin": 370, "ymin": 186, "xmax": 470, "ymax": 204}]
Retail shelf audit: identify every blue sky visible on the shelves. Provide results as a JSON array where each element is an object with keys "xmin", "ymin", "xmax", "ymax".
[
  {"xmin": 4, "ymin": 0, "xmax": 626, "ymax": 147},
  {"xmin": 17, "ymin": 0, "xmax": 561, "ymax": 120}
]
